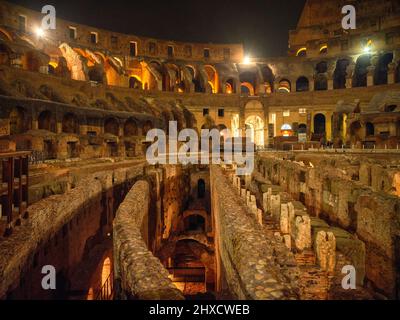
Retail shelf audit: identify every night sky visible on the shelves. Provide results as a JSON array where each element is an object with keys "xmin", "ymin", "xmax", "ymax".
[{"xmin": 8, "ymin": 0, "xmax": 307, "ymax": 57}]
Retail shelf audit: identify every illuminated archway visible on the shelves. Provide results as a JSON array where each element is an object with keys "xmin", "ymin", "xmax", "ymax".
[
  {"xmin": 278, "ymin": 79, "xmax": 291, "ymax": 93},
  {"xmin": 245, "ymin": 115, "xmax": 264, "ymax": 147},
  {"xmin": 129, "ymin": 75, "xmax": 143, "ymax": 89},
  {"xmin": 241, "ymin": 82, "xmax": 255, "ymax": 96},
  {"xmin": 204, "ymin": 65, "xmax": 219, "ymax": 93}
]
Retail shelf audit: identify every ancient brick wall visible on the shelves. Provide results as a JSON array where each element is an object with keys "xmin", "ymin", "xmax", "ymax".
[
  {"xmin": 0, "ymin": 165, "xmax": 144, "ymax": 299},
  {"xmin": 113, "ymin": 180, "xmax": 184, "ymax": 300},
  {"xmin": 257, "ymin": 152, "xmax": 400, "ymax": 298},
  {"xmin": 210, "ymin": 165, "xmax": 299, "ymax": 300}
]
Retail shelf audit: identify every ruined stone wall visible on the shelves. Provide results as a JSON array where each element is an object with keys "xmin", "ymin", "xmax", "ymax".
[
  {"xmin": 210, "ymin": 165, "xmax": 299, "ymax": 300},
  {"xmin": 113, "ymin": 180, "xmax": 184, "ymax": 300},
  {"xmin": 0, "ymin": 164, "xmax": 145, "ymax": 299},
  {"xmin": 257, "ymin": 152, "xmax": 400, "ymax": 298}
]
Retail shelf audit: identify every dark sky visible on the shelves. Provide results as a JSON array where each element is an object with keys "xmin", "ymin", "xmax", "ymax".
[{"xmin": 8, "ymin": 0, "xmax": 307, "ymax": 57}]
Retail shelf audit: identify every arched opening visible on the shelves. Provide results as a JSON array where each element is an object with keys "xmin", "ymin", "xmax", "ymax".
[
  {"xmin": 333, "ymin": 59, "xmax": 350, "ymax": 89},
  {"xmin": 62, "ymin": 113, "xmax": 79, "ymax": 134},
  {"xmin": 313, "ymin": 113, "xmax": 326, "ymax": 135},
  {"xmin": 281, "ymin": 124, "xmax": 293, "ymax": 137},
  {"xmin": 261, "ymin": 66, "xmax": 274, "ymax": 93},
  {"xmin": 184, "ymin": 215, "xmax": 206, "ymax": 233},
  {"xmin": 374, "ymin": 53, "xmax": 394, "ymax": 85},
  {"xmin": 124, "ymin": 118, "xmax": 138, "ymax": 136},
  {"xmin": 245, "ymin": 115, "xmax": 264, "ymax": 147},
  {"xmin": 278, "ymin": 79, "xmax": 291, "ymax": 93},
  {"xmin": 385, "ymin": 105, "xmax": 398, "ymax": 112},
  {"xmin": 9, "ymin": 107, "xmax": 26, "ymax": 135},
  {"xmin": 240, "ymin": 71, "xmax": 258, "ymax": 95},
  {"xmin": 224, "ymin": 78, "xmax": 236, "ymax": 94},
  {"xmin": 88, "ymin": 67, "xmax": 105, "ymax": 83},
  {"xmin": 38, "ymin": 110, "xmax": 56, "ymax": 132},
  {"xmin": 296, "ymin": 76, "xmax": 309, "ymax": 92},
  {"xmin": 101, "ymin": 258, "xmax": 111, "ymax": 288},
  {"xmin": 204, "ymin": 65, "xmax": 218, "ymax": 93},
  {"xmin": 298, "ymin": 123, "xmax": 307, "ymax": 134},
  {"xmin": 197, "ymin": 179, "xmax": 206, "ymax": 199},
  {"xmin": 296, "ymin": 48, "xmax": 307, "ymax": 57},
  {"xmin": 366, "ymin": 122, "xmax": 375, "ymax": 136},
  {"xmin": 142, "ymin": 120, "xmax": 153, "ymax": 136},
  {"xmin": 353, "ymin": 55, "xmax": 371, "ymax": 87},
  {"xmin": 129, "ymin": 76, "xmax": 143, "ymax": 89},
  {"xmin": 320, "ymin": 45, "xmax": 328, "ymax": 55},
  {"xmin": 104, "ymin": 118, "xmax": 119, "ymax": 136},
  {"xmin": 240, "ymin": 82, "xmax": 255, "ymax": 96}
]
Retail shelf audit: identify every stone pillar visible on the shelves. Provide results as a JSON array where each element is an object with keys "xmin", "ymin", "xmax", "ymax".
[
  {"xmin": 294, "ymin": 215, "xmax": 311, "ymax": 251},
  {"xmin": 315, "ymin": 231, "xmax": 336, "ymax": 274},
  {"xmin": 309, "ymin": 79, "xmax": 315, "ymax": 91},
  {"xmin": 280, "ymin": 203, "xmax": 290, "ymax": 234},
  {"xmin": 388, "ymin": 62, "xmax": 396, "ymax": 84},
  {"xmin": 270, "ymin": 194, "xmax": 281, "ymax": 221},
  {"xmin": 327, "ymin": 78, "xmax": 334, "ymax": 90},
  {"xmin": 346, "ymin": 78, "xmax": 352, "ymax": 89},
  {"xmin": 57, "ymin": 122, "xmax": 63, "ymax": 134}
]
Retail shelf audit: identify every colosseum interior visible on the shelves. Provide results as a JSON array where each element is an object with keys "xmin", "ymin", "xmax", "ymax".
[{"xmin": 0, "ymin": 0, "xmax": 400, "ymax": 302}]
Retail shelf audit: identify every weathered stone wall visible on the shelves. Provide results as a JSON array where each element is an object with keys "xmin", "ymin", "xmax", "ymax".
[
  {"xmin": 113, "ymin": 180, "xmax": 184, "ymax": 300},
  {"xmin": 211, "ymin": 165, "xmax": 298, "ymax": 300},
  {"xmin": 0, "ymin": 165, "xmax": 144, "ymax": 299},
  {"xmin": 257, "ymin": 152, "xmax": 400, "ymax": 298}
]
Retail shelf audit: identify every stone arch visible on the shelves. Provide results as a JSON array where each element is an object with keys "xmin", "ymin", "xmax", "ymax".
[
  {"xmin": 333, "ymin": 59, "xmax": 350, "ymax": 89},
  {"xmin": 313, "ymin": 113, "xmax": 326, "ymax": 135},
  {"xmin": 298, "ymin": 123, "xmax": 307, "ymax": 133},
  {"xmin": 104, "ymin": 117, "xmax": 119, "ymax": 136},
  {"xmin": 129, "ymin": 75, "xmax": 143, "ymax": 89},
  {"xmin": 62, "ymin": 113, "xmax": 79, "ymax": 134},
  {"xmin": 296, "ymin": 76, "xmax": 309, "ymax": 92},
  {"xmin": 224, "ymin": 78, "xmax": 237, "ymax": 94},
  {"xmin": 240, "ymin": 82, "xmax": 255, "ymax": 96},
  {"xmin": 260, "ymin": 65, "xmax": 275, "ymax": 93},
  {"xmin": 366, "ymin": 122, "xmax": 375, "ymax": 137},
  {"xmin": 240, "ymin": 71, "xmax": 258, "ymax": 95},
  {"xmin": 0, "ymin": 27, "xmax": 13, "ymax": 42},
  {"xmin": 245, "ymin": 115, "xmax": 264, "ymax": 147},
  {"xmin": 124, "ymin": 118, "xmax": 138, "ymax": 137},
  {"xmin": 38, "ymin": 110, "xmax": 56, "ymax": 132},
  {"xmin": 353, "ymin": 54, "xmax": 371, "ymax": 87},
  {"xmin": 204, "ymin": 65, "xmax": 219, "ymax": 93},
  {"xmin": 278, "ymin": 79, "xmax": 291, "ymax": 93}
]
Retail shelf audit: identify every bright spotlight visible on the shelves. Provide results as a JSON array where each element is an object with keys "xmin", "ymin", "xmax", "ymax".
[
  {"xmin": 35, "ymin": 27, "xmax": 45, "ymax": 38},
  {"xmin": 243, "ymin": 56, "xmax": 251, "ymax": 65},
  {"xmin": 363, "ymin": 46, "xmax": 371, "ymax": 53}
]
